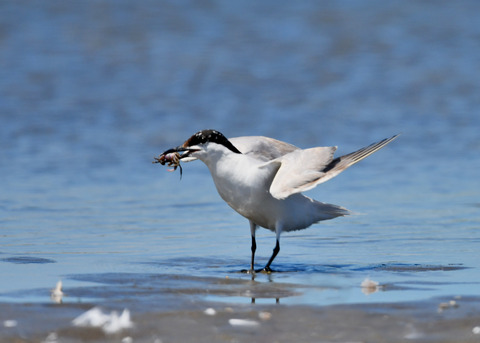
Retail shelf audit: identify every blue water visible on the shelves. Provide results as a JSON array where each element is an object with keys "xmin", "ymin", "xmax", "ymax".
[{"xmin": 1, "ymin": 0, "xmax": 479, "ymax": 307}]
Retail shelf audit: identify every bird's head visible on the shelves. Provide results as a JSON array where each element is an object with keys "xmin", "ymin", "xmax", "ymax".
[{"xmin": 153, "ymin": 130, "xmax": 241, "ymax": 173}]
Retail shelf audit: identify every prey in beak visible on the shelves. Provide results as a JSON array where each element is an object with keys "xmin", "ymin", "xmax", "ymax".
[
  {"xmin": 154, "ymin": 129, "xmax": 238, "ymax": 179},
  {"xmin": 153, "ymin": 146, "xmax": 199, "ymax": 179}
]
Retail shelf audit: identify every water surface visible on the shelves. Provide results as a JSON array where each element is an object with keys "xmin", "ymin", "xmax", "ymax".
[{"xmin": 1, "ymin": 0, "xmax": 479, "ymax": 315}]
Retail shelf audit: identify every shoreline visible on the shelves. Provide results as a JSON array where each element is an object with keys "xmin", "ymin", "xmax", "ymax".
[
  {"xmin": 1, "ymin": 297, "xmax": 479, "ymax": 342},
  {"xmin": 1, "ymin": 273, "xmax": 479, "ymax": 342}
]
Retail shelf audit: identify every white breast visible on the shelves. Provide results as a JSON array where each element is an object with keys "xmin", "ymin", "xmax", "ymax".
[{"xmin": 205, "ymin": 152, "xmax": 278, "ymax": 229}]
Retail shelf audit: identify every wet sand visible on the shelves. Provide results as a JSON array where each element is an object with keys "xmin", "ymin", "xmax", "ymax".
[{"xmin": 1, "ymin": 273, "xmax": 479, "ymax": 343}]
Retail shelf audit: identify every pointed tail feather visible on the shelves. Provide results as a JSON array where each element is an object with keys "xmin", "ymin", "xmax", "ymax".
[
  {"xmin": 313, "ymin": 201, "xmax": 352, "ymax": 222},
  {"xmin": 320, "ymin": 134, "xmax": 399, "ymax": 183}
]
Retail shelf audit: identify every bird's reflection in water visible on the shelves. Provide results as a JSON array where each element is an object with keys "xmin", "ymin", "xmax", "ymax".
[
  {"xmin": 244, "ymin": 271, "xmax": 285, "ymax": 304},
  {"xmin": 251, "ymin": 297, "xmax": 280, "ymax": 304}
]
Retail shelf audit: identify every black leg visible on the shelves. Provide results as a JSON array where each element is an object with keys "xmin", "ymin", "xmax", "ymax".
[
  {"xmin": 258, "ymin": 239, "xmax": 280, "ymax": 273},
  {"xmin": 241, "ymin": 234, "xmax": 257, "ymax": 274},
  {"xmin": 250, "ymin": 235, "xmax": 257, "ymax": 271}
]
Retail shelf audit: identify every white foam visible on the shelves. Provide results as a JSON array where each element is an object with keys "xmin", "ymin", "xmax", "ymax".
[{"xmin": 72, "ymin": 307, "xmax": 133, "ymax": 334}]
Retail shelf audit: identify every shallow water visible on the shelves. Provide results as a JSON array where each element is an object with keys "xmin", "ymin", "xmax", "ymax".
[{"xmin": 1, "ymin": 0, "xmax": 480, "ymax": 326}]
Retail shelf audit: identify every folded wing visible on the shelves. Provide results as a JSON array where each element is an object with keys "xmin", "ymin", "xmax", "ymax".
[
  {"xmin": 268, "ymin": 135, "xmax": 399, "ymax": 199},
  {"xmin": 267, "ymin": 146, "xmax": 337, "ymax": 199}
]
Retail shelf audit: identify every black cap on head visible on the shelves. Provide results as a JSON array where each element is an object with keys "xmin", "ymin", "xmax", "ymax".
[{"xmin": 183, "ymin": 129, "xmax": 241, "ymax": 154}]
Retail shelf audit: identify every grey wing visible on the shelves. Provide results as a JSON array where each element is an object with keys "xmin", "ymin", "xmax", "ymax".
[
  {"xmin": 230, "ymin": 136, "xmax": 299, "ymax": 162},
  {"xmin": 267, "ymin": 146, "xmax": 337, "ymax": 199},
  {"xmin": 268, "ymin": 135, "xmax": 399, "ymax": 199}
]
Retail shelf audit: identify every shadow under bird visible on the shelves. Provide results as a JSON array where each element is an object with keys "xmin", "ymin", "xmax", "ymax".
[{"xmin": 154, "ymin": 129, "xmax": 398, "ymax": 273}]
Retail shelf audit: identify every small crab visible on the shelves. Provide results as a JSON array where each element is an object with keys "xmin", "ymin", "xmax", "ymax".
[
  {"xmin": 153, "ymin": 150, "xmax": 183, "ymax": 178},
  {"xmin": 154, "ymin": 144, "xmax": 201, "ymax": 179},
  {"xmin": 154, "ymin": 141, "xmax": 201, "ymax": 179}
]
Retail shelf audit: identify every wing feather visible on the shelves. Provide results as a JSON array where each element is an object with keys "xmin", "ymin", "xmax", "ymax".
[
  {"xmin": 268, "ymin": 135, "xmax": 399, "ymax": 199},
  {"xmin": 268, "ymin": 147, "xmax": 337, "ymax": 199},
  {"xmin": 318, "ymin": 134, "xmax": 399, "ymax": 184}
]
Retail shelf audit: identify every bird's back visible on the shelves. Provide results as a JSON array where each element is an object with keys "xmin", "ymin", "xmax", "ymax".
[{"xmin": 230, "ymin": 136, "xmax": 298, "ymax": 161}]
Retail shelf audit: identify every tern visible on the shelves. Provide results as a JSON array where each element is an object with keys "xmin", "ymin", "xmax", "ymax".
[{"xmin": 155, "ymin": 130, "xmax": 398, "ymax": 273}]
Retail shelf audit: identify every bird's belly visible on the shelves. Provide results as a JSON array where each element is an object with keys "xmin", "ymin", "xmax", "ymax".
[
  {"xmin": 225, "ymin": 192, "xmax": 279, "ymax": 231},
  {"xmin": 214, "ymin": 176, "xmax": 326, "ymax": 232}
]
